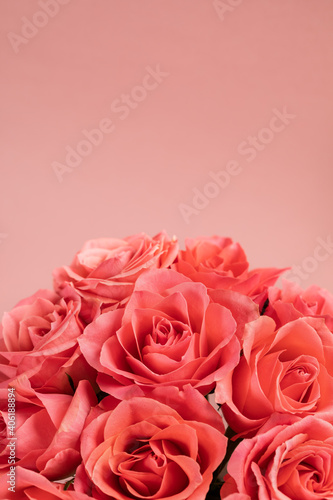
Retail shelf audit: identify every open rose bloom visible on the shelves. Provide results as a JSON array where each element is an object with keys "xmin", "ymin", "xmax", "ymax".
[
  {"xmin": 216, "ymin": 315, "xmax": 333, "ymax": 436},
  {"xmin": 221, "ymin": 414, "xmax": 333, "ymax": 499},
  {"xmin": 76, "ymin": 386, "xmax": 227, "ymax": 500},
  {"xmin": 1, "ymin": 232, "xmax": 333, "ymax": 499}
]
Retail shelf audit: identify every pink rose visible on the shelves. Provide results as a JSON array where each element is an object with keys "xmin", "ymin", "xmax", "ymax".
[
  {"xmin": 173, "ymin": 236, "xmax": 285, "ymax": 300},
  {"xmin": 53, "ymin": 232, "xmax": 178, "ymax": 322},
  {"xmin": 0, "ymin": 288, "xmax": 96, "ymax": 394},
  {"xmin": 216, "ymin": 316, "xmax": 333, "ymax": 436},
  {"xmin": 0, "ymin": 380, "xmax": 96, "ymax": 480},
  {"xmin": 75, "ymin": 385, "xmax": 227, "ymax": 500},
  {"xmin": 78, "ymin": 269, "xmax": 256, "ymax": 399},
  {"xmin": 0, "ymin": 466, "xmax": 91, "ymax": 499},
  {"xmin": 175, "ymin": 236, "xmax": 249, "ymax": 278},
  {"xmin": 220, "ymin": 414, "xmax": 333, "ymax": 499},
  {"xmin": 265, "ymin": 279, "xmax": 333, "ymax": 331}
]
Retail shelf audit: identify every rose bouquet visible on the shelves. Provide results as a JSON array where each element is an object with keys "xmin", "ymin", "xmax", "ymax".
[{"xmin": 1, "ymin": 232, "xmax": 333, "ymax": 499}]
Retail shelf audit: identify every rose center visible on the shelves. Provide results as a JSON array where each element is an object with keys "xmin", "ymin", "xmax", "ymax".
[
  {"xmin": 26, "ymin": 308, "xmax": 65, "ymax": 345},
  {"xmin": 280, "ymin": 355, "xmax": 320, "ymax": 404},
  {"xmin": 297, "ymin": 461, "xmax": 324, "ymax": 492},
  {"xmin": 141, "ymin": 451, "xmax": 166, "ymax": 472},
  {"xmin": 118, "ymin": 440, "xmax": 168, "ymax": 496},
  {"xmin": 150, "ymin": 317, "xmax": 190, "ymax": 347}
]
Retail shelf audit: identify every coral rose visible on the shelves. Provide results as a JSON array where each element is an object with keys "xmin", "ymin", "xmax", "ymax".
[
  {"xmin": 0, "ymin": 288, "xmax": 95, "ymax": 394},
  {"xmin": 175, "ymin": 236, "xmax": 249, "ymax": 278},
  {"xmin": 78, "ymin": 269, "xmax": 257, "ymax": 399},
  {"xmin": 174, "ymin": 236, "xmax": 285, "ymax": 300},
  {"xmin": 53, "ymin": 232, "xmax": 178, "ymax": 322},
  {"xmin": 0, "ymin": 380, "xmax": 96, "ymax": 479},
  {"xmin": 216, "ymin": 315, "xmax": 333, "ymax": 435},
  {"xmin": 220, "ymin": 414, "xmax": 333, "ymax": 499},
  {"xmin": 75, "ymin": 385, "xmax": 227, "ymax": 500},
  {"xmin": 265, "ymin": 279, "xmax": 333, "ymax": 331}
]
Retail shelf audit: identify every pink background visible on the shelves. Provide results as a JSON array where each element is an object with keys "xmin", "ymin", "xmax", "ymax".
[{"xmin": 1, "ymin": 0, "xmax": 333, "ymax": 316}]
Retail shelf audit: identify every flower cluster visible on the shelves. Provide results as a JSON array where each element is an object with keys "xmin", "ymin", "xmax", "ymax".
[{"xmin": 1, "ymin": 232, "xmax": 333, "ymax": 499}]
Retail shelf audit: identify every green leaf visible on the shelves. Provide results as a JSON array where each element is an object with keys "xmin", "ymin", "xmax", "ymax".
[
  {"xmin": 64, "ymin": 477, "xmax": 75, "ymax": 490},
  {"xmin": 260, "ymin": 298, "xmax": 269, "ymax": 315},
  {"xmin": 65, "ymin": 373, "xmax": 75, "ymax": 393}
]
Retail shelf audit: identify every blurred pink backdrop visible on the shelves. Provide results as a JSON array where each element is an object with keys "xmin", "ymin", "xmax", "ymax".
[{"xmin": 1, "ymin": 0, "xmax": 333, "ymax": 315}]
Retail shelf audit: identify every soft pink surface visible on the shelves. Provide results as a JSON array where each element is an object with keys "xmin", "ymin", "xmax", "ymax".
[{"xmin": 1, "ymin": 0, "xmax": 333, "ymax": 315}]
